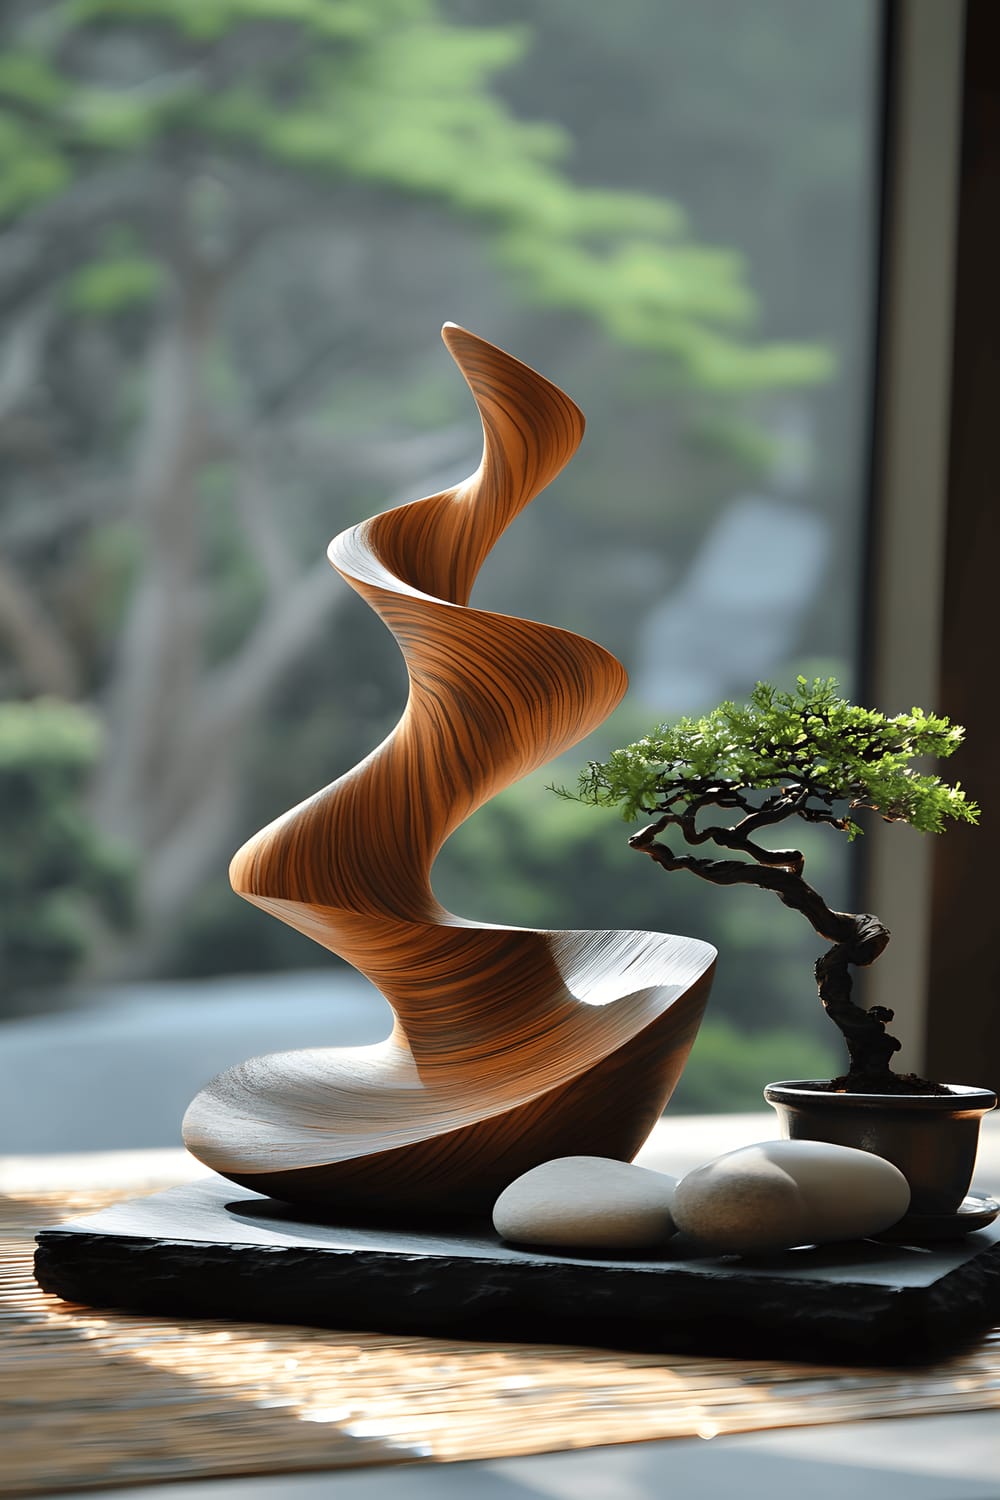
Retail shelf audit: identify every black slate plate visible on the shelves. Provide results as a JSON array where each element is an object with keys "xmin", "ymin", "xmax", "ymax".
[{"xmin": 34, "ymin": 1176, "xmax": 1000, "ymax": 1366}]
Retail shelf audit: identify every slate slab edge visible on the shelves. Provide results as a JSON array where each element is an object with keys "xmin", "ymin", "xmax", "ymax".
[{"xmin": 33, "ymin": 1185, "xmax": 1000, "ymax": 1367}]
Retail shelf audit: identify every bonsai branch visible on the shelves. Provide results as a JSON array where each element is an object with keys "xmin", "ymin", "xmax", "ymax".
[
  {"xmin": 629, "ymin": 819, "xmax": 904, "ymax": 1090},
  {"xmin": 629, "ymin": 819, "xmax": 854, "ymax": 942}
]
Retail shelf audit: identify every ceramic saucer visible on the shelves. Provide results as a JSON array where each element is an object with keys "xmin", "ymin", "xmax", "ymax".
[{"xmin": 872, "ymin": 1192, "xmax": 999, "ymax": 1243}]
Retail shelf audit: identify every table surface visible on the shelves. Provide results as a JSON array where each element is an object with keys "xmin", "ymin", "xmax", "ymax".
[{"xmin": 4, "ymin": 1112, "xmax": 1000, "ymax": 1500}]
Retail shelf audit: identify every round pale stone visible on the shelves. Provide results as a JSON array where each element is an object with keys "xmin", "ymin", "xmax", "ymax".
[
  {"xmin": 493, "ymin": 1155, "xmax": 678, "ymax": 1250},
  {"xmin": 672, "ymin": 1139, "xmax": 911, "ymax": 1255}
]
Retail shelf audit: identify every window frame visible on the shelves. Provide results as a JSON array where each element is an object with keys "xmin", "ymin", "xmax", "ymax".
[{"xmin": 863, "ymin": 0, "xmax": 998, "ymax": 1088}]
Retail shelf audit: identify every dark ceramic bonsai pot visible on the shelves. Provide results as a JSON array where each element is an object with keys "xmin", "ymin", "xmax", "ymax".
[{"xmin": 764, "ymin": 1080, "xmax": 997, "ymax": 1217}]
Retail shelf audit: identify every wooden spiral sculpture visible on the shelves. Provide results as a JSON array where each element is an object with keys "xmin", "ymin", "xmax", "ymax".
[{"xmin": 183, "ymin": 325, "xmax": 716, "ymax": 1212}]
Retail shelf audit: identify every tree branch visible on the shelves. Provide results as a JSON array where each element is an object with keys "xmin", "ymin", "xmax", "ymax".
[
  {"xmin": 92, "ymin": 242, "xmax": 219, "ymax": 844},
  {"xmin": 0, "ymin": 555, "xmax": 80, "ymax": 697},
  {"xmin": 0, "ymin": 299, "xmax": 52, "ymax": 421},
  {"xmin": 648, "ymin": 798, "xmax": 808, "ymax": 875},
  {"xmin": 629, "ymin": 819, "xmax": 855, "ymax": 944}
]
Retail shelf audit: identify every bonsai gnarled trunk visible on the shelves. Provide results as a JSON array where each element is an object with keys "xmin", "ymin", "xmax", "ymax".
[
  {"xmin": 629, "ymin": 817, "xmax": 911, "ymax": 1091},
  {"xmin": 814, "ymin": 913, "xmax": 899, "ymax": 1091}
]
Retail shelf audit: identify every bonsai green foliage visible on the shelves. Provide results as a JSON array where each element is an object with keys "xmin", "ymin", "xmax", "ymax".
[
  {"xmin": 0, "ymin": 701, "xmax": 134, "ymax": 997},
  {"xmin": 577, "ymin": 677, "xmax": 977, "ymax": 836},
  {"xmin": 566, "ymin": 677, "xmax": 979, "ymax": 1091}
]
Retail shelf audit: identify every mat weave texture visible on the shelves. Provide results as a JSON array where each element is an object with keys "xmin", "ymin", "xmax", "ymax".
[{"xmin": 3, "ymin": 1158, "xmax": 1000, "ymax": 1497}]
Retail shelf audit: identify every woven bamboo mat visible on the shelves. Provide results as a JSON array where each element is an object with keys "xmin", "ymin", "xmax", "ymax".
[{"xmin": 2, "ymin": 1156, "xmax": 1000, "ymax": 1498}]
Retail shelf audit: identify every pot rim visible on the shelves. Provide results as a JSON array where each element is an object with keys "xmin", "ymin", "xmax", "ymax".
[{"xmin": 764, "ymin": 1079, "xmax": 998, "ymax": 1114}]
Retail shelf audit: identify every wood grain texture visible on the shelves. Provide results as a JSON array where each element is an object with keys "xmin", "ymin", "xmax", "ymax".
[{"xmin": 183, "ymin": 324, "xmax": 716, "ymax": 1210}]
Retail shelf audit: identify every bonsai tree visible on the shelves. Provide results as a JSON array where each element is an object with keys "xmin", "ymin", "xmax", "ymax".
[{"xmin": 566, "ymin": 677, "xmax": 979, "ymax": 1093}]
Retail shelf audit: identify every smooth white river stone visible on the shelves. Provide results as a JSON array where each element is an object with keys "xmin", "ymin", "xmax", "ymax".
[
  {"xmin": 493, "ymin": 1156, "xmax": 678, "ymax": 1250},
  {"xmin": 672, "ymin": 1140, "xmax": 911, "ymax": 1254}
]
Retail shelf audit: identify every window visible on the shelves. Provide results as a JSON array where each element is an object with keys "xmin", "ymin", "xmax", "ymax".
[{"xmin": 0, "ymin": 0, "xmax": 888, "ymax": 1146}]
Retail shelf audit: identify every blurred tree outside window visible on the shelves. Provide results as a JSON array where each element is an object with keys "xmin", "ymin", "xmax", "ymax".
[
  {"xmin": 0, "ymin": 699, "xmax": 133, "ymax": 1006},
  {"xmin": 0, "ymin": 0, "xmax": 879, "ymax": 1108}
]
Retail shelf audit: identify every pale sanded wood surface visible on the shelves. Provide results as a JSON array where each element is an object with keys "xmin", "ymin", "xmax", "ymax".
[{"xmin": 183, "ymin": 326, "xmax": 716, "ymax": 1210}]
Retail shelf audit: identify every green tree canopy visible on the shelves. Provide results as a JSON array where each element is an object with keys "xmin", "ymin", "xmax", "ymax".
[
  {"xmin": 0, "ymin": 0, "xmax": 828, "ymax": 387},
  {"xmin": 0, "ymin": 699, "xmax": 133, "ymax": 996}
]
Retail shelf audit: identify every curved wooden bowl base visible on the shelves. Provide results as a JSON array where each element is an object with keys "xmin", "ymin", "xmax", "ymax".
[
  {"xmin": 213, "ymin": 969, "xmax": 712, "ymax": 1212},
  {"xmin": 183, "ymin": 325, "xmax": 716, "ymax": 1213}
]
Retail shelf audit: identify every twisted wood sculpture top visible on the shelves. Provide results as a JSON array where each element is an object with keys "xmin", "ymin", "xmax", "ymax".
[{"xmin": 183, "ymin": 325, "xmax": 716, "ymax": 1211}]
